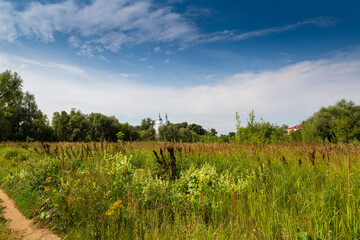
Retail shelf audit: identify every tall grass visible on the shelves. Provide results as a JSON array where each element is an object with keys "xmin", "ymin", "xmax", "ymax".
[{"xmin": 0, "ymin": 141, "xmax": 359, "ymax": 239}]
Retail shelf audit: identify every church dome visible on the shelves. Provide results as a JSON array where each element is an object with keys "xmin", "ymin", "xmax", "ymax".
[
  {"xmin": 155, "ymin": 114, "xmax": 163, "ymax": 126},
  {"xmin": 163, "ymin": 114, "xmax": 170, "ymax": 125},
  {"xmin": 155, "ymin": 113, "xmax": 163, "ymax": 131}
]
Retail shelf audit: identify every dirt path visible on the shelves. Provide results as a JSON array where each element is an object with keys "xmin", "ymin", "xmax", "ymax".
[{"xmin": 0, "ymin": 189, "xmax": 61, "ymax": 240}]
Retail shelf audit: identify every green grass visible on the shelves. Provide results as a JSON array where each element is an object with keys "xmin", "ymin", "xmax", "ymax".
[{"xmin": 0, "ymin": 142, "xmax": 359, "ymax": 239}]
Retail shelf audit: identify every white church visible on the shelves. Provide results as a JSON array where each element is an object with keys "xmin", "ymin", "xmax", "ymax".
[{"xmin": 154, "ymin": 113, "xmax": 170, "ymax": 137}]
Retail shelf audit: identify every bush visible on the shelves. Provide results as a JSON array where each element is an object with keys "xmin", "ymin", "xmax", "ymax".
[{"xmin": 236, "ymin": 111, "xmax": 284, "ymax": 143}]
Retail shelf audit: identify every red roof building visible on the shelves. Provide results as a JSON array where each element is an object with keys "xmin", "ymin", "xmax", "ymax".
[{"xmin": 284, "ymin": 125, "xmax": 300, "ymax": 136}]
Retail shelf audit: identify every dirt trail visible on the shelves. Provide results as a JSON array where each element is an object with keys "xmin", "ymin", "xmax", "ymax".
[{"xmin": 0, "ymin": 189, "xmax": 61, "ymax": 240}]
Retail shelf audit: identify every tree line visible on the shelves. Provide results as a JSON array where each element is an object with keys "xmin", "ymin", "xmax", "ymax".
[
  {"xmin": 235, "ymin": 100, "xmax": 360, "ymax": 144},
  {"xmin": 1, "ymin": 70, "xmax": 232, "ymax": 142},
  {"xmin": 1, "ymin": 70, "xmax": 360, "ymax": 143}
]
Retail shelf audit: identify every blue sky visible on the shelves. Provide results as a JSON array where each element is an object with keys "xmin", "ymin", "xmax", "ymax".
[{"xmin": 0, "ymin": 0, "xmax": 360, "ymax": 134}]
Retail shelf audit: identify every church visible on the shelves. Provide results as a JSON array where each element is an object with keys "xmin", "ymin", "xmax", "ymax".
[{"xmin": 154, "ymin": 113, "xmax": 170, "ymax": 138}]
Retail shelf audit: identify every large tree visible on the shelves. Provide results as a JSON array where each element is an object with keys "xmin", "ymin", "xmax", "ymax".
[
  {"xmin": 139, "ymin": 118, "xmax": 155, "ymax": 131},
  {"xmin": 301, "ymin": 99, "xmax": 360, "ymax": 143},
  {"xmin": 88, "ymin": 113, "xmax": 120, "ymax": 141},
  {"xmin": 0, "ymin": 70, "xmax": 52, "ymax": 141},
  {"xmin": 159, "ymin": 124, "xmax": 180, "ymax": 142}
]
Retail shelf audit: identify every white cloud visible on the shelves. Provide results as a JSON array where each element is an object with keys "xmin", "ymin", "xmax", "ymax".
[
  {"xmin": 0, "ymin": 0, "xmax": 334, "ymax": 57},
  {"xmin": 0, "ymin": 1, "xmax": 17, "ymax": 42},
  {"xmin": 0, "ymin": 51, "xmax": 359, "ymax": 134},
  {"xmin": 199, "ymin": 17, "xmax": 336, "ymax": 43},
  {"xmin": 0, "ymin": 0, "xmax": 197, "ymax": 53}
]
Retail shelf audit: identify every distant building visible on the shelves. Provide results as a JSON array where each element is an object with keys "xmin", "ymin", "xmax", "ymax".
[
  {"xmin": 284, "ymin": 125, "xmax": 300, "ymax": 136},
  {"xmin": 154, "ymin": 113, "xmax": 170, "ymax": 138}
]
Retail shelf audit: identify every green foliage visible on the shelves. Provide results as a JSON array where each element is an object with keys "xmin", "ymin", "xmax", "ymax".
[
  {"xmin": 116, "ymin": 131, "xmax": 125, "ymax": 142},
  {"xmin": 0, "ymin": 110, "xmax": 10, "ymax": 141},
  {"xmin": 301, "ymin": 99, "xmax": 360, "ymax": 143},
  {"xmin": 118, "ymin": 122, "xmax": 139, "ymax": 141},
  {"xmin": 179, "ymin": 127, "xmax": 193, "ymax": 142},
  {"xmin": 1, "ymin": 142, "xmax": 360, "ymax": 239},
  {"xmin": 0, "ymin": 70, "xmax": 23, "ymax": 107},
  {"xmin": 88, "ymin": 113, "xmax": 120, "ymax": 142},
  {"xmin": 2, "ymin": 142, "xmax": 360, "ymax": 239},
  {"xmin": 139, "ymin": 128, "xmax": 155, "ymax": 141},
  {"xmin": 139, "ymin": 118, "xmax": 155, "ymax": 131},
  {"xmin": 0, "ymin": 70, "xmax": 53, "ymax": 141},
  {"xmin": 209, "ymin": 128, "xmax": 217, "ymax": 136},
  {"xmin": 236, "ymin": 110, "xmax": 284, "ymax": 143},
  {"xmin": 159, "ymin": 123, "xmax": 180, "ymax": 141},
  {"xmin": 188, "ymin": 123, "xmax": 206, "ymax": 135}
]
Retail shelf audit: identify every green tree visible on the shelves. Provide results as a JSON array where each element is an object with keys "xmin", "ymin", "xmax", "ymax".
[
  {"xmin": 88, "ymin": 113, "xmax": 120, "ymax": 142},
  {"xmin": 159, "ymin": 124, "xmax": 179, "ymax": 142},
  {"xmin": 227, "ymin": 132, "xmax": 236, "ymax": 137},
  {"xmin": 139, "ymin": 128, "xmax": 156, "ymax": 141},
  {"xmin": 236, "ymin": 110, "xmax": 284, "ymax": 144},
  {"xmin": 118, "ymin": 122, "xmax": 139, "ymax": 141},
  {"xmin": 68, "ymin": 109, "xmax": 89, "ymax": 141},
  {"xmin": 52, "ymin": 111, "xmax": 71, "ymax": 141},
  {"xmin": 0, "ymin": 109, "xmax": 11, "ymax": 141},
  {"xmin": 0, "ymin": 70, "xmax": 23, "ymax": 108},
  {"xmin": 209, "ymin": 128, "xmax": 217, "ymax": 136},
  {"xmin": 140, "ymin": 118, "xmax": 155, "ymax": 130},
  {"xmin": 179, "ymin": 127, "xmax": 193, "ymax": 142},
  {"xmin": 1, "ymin": 70, "xmax": 52, "ymax": 141},
  {"xmin": 175, "ymin": 122, "xmax": 188, "ymax": 129},
  {"xmin": 301, "ymin": 99, "xmax": 360, "ymax": 143},
  {"xmin": 188, "ymin": 123, "xmax": 206, "ymax": 135},
  {"xmin": 32, "ymin": 110, "xmax": 54, "ymax": 141}
]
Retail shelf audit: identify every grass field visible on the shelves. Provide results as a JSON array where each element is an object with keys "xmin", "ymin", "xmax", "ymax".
[{"xmin": 0, "ymin": 141, "xmax": 359, "ymax": 239}]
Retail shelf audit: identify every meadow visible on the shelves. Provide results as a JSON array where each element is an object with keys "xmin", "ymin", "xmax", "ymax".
[{"xmin": 0, "ymin": 141, "xmax": 359, "ymax": 239}]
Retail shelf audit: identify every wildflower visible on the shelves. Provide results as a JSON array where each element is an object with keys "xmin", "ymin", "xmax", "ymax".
[
  {"xmin": 52, "ymin": 189, "xmax": 57, "ymax": 193},
  {"xmin": 105, "ymin": 209, "xmax": 115, "ymax": 216},
  {"xmin": 113, "ymin": 200, "xmax": 123, "ymax": 208},
  {"xmin": 44, "ymin": 186, "xmax": 50, "ymax": 192},
  {"xmin": 105, "ymin": 199, "xmax": 123, "ymax": 216},
  {"xmin": 137, "ymin": 169, "xmax": 146, "ymax": 174},
  {"xmin": 45, "ymin": 177, "xmax": 52, "ymax": 183}
]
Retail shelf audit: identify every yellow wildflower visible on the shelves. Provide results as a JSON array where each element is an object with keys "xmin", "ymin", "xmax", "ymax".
[
  {"xmin": 52, "ymin": 189, "xmax": 57, "ymax": 193},
  {"xmin": 44, "ymin": 186, "xmax": 50, "ymax": 192},
  {"xmin": 45, "ymin": 177, "xmax": 52, "ymax": 183},
  {"xmin": 105, "ymin": 199, "xmax": 123, "ymax": 216},
  {"xmin": 113, "ymin": 200, "xmax": 123, "ymax": 208},
  {"xmin": 105, "ymin": 209, "xmax": 115, "ymax": 216},
  {"xmin": 137, "ymin": 169, "xmax": 146, "ymax": 174}
]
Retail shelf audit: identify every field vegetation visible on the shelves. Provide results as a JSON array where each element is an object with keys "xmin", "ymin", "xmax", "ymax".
[
  {"xmin": 2, "ymin": 70, "xmax": 360, "ymax": 239},
  {"xmin": 0, "ymin": 141, "xmax": 360, "ymax": 239}
]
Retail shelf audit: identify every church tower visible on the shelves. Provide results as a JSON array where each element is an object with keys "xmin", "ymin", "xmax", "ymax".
[{"xmin": 154, "ymin": 113, "xmax": 170, "ymax": 138}]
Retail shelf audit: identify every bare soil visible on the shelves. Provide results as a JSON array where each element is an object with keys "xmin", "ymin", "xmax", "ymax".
[{"xmin": 0, "ymin": 189, "xmax": 61, "ymax": 240}]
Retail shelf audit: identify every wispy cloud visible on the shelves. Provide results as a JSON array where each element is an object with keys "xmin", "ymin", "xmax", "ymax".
[
  {"xmin": 0, "ymin": 0, "xmax": 197, "ymax": 54},
  {"xmin": 0, "ymin": 0, "xmax": 335, "ymax": 57},
  {"xmin": 198, "ymin": 17, "xmax": 336, "ymax": 43},
  {"xmin": 0, "ymin": 1, "xmax": 17, "ymax": 42},
  {"xmin": 0, "ymin": 49, "xmax": 359, "ymax": 133}
]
